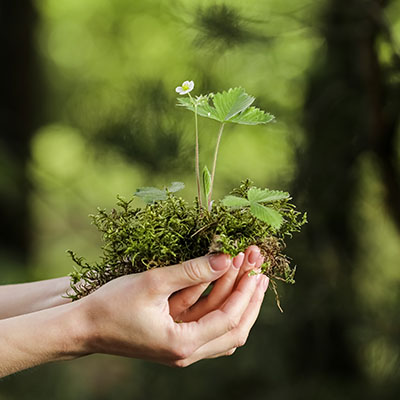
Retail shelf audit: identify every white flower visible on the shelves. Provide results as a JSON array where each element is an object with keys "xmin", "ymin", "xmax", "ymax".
[{"xmin": 175, "ymin": 80, "xmax": 194, "ymax": 95}]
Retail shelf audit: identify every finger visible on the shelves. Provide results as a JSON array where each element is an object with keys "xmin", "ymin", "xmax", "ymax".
[
  {"xmin": 148, "ymin": 253, "xmax": 231, "ymax": 296},
  {"xmin": 175, "ymin": 275, "xmax": 269, "ymax": 366},
  {"xmin": 169, "ymin": 348, "xmax": 237, "ymax": 366},
  {"xmin": 195, "ymin": 254, "xmax": 242, "ymax": 309},
  {"xmin": 255, "ymin": 254, "xmax": 265, "ymax": 271},
  {"xmin": 170, "ymin": 253, "xmax": 244, "ymax": 318},
  {"xmin": 198, "ymin": 275, "xmax": 268, "ymax": 358},
  {"xmin": 233, "ymin": 252, "xmax": 246, "ymax": 269},
  {"xmin": 176, "ymin": 269, "xmax": 262, "ymax": 350},
  {"xmin": 205, "ymin": 347, "xmax": 236, "ymax": 359},
  {"xmin": 169, "ymin": 282, "xmax": 210, "ymax": 319},
  {"xmin": 235, "ymin": 246, "xmax": 261, "ymax": 287},
  {"xmin": 178, "ymin": 254, "xmax": 243, "ymax": 322}
]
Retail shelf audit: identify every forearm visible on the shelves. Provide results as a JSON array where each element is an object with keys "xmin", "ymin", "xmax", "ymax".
[
  {"xmin": 0, "ymin": 301, "xmax": 89, "ymax": 378},
  {"xmin": 0, "ymin": 277, "xmax": 71, "ymax": 319}
]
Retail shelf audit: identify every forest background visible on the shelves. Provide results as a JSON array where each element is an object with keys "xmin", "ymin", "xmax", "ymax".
[{"xmin": 1, "ymin": 0, "xmax": 400, "ymax": 399}]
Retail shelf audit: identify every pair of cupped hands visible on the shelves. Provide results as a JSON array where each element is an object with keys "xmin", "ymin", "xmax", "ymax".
[{"xmin": 83, "ymin": 245, "xmax": 268, "ymax": 367}]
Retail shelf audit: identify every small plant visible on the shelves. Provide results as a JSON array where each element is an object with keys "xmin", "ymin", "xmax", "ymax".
[{"xmin": 68, "ymin": 81, "xmax": 307, "ymax": 311}]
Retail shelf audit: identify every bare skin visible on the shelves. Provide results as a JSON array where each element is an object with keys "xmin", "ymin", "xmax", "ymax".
[
  {"xmin": 0, "ymin": 277, "xmax": 71, "ymax": 319},
  {"xmin": 0, "ymin": 247, "xmax": 268, "ymax": 377}
]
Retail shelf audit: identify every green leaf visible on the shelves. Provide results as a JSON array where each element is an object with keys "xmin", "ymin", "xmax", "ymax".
[
  {"xmin": 177, "ymin": 96, "xmax": 221, "ymax": 122},
  {"xmin": 135, "ymin": 187, "xmax": 167, "ymax": 204},
  {"xmin": 250, "ymin": 203, "xmax": 283, "ymax": 229},
  {"xmin": 247, "ymin": 187, "xmax": 290, "ymax": 203},
  {"xmin": 176, "ymin": 96, "xmax": 193, "ymax": 112},
  {"xmin": 177, "ymin": 87, "xmax": 274, "ymax": 126},
  {"xmin": 202, "ymin": 166, "xmax": 212, "ymax": 200},
  {"xmin": 222, "ymin": 195, "xmax": 250, "ymax": 208},
  {"xmin": 229, "ymin": 106, "xmax": 275, "ymax": 125},
  {"xmin": 168, "ymin": 182, "xmax": 185, "ymax": 193},
  {"xmin": 136, "ymin": 182, "xmax": 184, "ymax": 204},
  {"xmin": 212, "ymin": 87, "xmax": 255, "ymax": 121}
]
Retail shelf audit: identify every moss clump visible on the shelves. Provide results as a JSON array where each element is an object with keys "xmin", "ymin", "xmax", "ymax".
[{"xmin": 68, "ymin": 180, "xmax": 307, "ymax": 310}]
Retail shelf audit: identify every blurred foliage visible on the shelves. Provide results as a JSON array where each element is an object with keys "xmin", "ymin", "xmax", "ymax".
[
  {"xmin": 193, "ymin": 3, "xmax": 267, "ymax": 49},
  {"xmin": 1, "ymin": 0, "xmax": 400, "ymax": 399},
  {"xmin": 94, "ymin": 79, "xmax": 187, "ymax": 173}
]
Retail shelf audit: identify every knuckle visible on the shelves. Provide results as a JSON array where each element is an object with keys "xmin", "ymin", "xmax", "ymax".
[
  {"xmin": 143, "ymin": 269, "xmax": 164, "ymax": 295},
  {"xmin": 225, "ymin": 348, "xmax": 237, "ymax": 356},
  {"xmin": 171, "ymin": 358, "xmax": 190, "ymax": 368},
  {"xmin": 179, "ymin": 295, "xmax": 195, "ymax": 310},
  {"xmin": 236, "ymin": 333, "xmax": 248, "ymax": 348},
  {"xmin": 167, "ymin": 340, "xmax": 194, "ymax": 361},
  {"xmin": 172, "ymin": 347, "xmax": 191, "ymax": 360},
  {"xmin": 182, "ymin": 259, "xmax": 204, "ymax": 283},
  {"xmin": 142, "ymin": 269, "xmax": 156, "ymax": 285},
  {"xmin": 226, "ymin": 314, "xmax": 240, "ymax": 331}
]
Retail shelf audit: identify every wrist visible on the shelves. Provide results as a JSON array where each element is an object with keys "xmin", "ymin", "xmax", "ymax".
[
  {"xmin": 0, "ymin": 300, "xmax": 94, "ymax": 377},
  {"xmin": 56, "ymin": 300, "xmax": 94, "ymax": 360}
]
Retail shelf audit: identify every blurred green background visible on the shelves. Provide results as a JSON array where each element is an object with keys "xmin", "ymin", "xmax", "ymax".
[{"xmin": 1, "ymin": 0, "xmax": 400, "ymax": 398}]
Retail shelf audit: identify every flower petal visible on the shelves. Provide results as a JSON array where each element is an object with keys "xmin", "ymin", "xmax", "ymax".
[{"xmin": 175, "ymin": 80, "xmax": 194, "ymax": 95}]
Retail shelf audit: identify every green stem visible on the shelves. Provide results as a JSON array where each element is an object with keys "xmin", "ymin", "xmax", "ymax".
[
  {"xmin": 189, "ymin": 94, "xmax": 202, "ymax": 209},
  {"xmin": 208, "ymin": 122, "xmax": 225, "ymax": 210}
]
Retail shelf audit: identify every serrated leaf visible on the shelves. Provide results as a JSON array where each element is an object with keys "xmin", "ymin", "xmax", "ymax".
[
  {"xmin": 222, "ymin": 195, "xmax": 250, "ymax": 208},
  {"xmin": 250, "ymin": 202, "xmax": 283, "ymax": 229},
  {"xmin": 135, "ymin": 187, "xmax": 167, "ymax": 204},
  {"xmin": 229, "ymin": 106, "xmax": 275, "ymax": 125},
  {"xmin": 177, "ymin": 97, "xmax": 221, "ymax": 122},
  {"xmin": 247, "ymin": 187, "xmax": 290, "ymax": 203},
  {"xmin": 168, "ymin": 182, "xmax": 185, "ymax": 193},
  {"xmin": 177, "ymin": 88, "xmax": 274, "ymax": 126},
  {"xmin": 202, "ymin": 166, "xmax": 212, "ymax": 200},
  {"xmin": 176, "ymin": 96, "xmax": 194, "ymax": 112},
  {"xmin": 212, "ymin": 87, "xmax": 255, "ymax": 121}
]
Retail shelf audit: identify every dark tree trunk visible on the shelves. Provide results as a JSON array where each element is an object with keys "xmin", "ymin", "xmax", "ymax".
[
  {"xmin": 0, "ymin": 2, "xmax": 39, "ymax": 267},
  {"xmin": 286, "ymin": 0, "xmax": 400, "ymax": 396}
]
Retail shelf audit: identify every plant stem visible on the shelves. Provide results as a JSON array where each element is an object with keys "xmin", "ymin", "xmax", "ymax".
[
  {"xmin": 208, "ymin": 122, "xmax": 225, "ymax": 209},
  {"xmin": 189, "ymin": 94, "xmax": 202, "ymax": 209}
]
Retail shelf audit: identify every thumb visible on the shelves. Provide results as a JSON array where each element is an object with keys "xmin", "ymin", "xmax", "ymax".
[{"xmin": 154, "ymin": 253, "xmax": 231, "ymax": 295}]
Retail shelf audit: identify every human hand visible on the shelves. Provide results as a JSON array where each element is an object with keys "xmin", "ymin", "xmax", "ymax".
[
  {"xmin": 78, "ymin": 248, "xmax": 269, "ymax": 367},
  {"xmin": 169, "ymin": 245, "xmax": 266, "ymax": 322}
]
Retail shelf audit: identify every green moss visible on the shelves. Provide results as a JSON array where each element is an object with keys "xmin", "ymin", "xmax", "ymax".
[{"xmin": 68, "ymin": 180, "xmax": 307, "ymax": 310}]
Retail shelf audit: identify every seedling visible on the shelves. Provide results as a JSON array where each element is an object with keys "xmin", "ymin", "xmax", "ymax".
[{"xmin": 68, "ymin": 81, "xmax": 307, "ymax": 311}]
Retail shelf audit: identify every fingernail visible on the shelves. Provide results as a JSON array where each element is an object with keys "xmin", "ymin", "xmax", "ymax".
[
  {"xmin": 232, "ymin": 252, "xmax": 245, "ymax": 269},
  {"xmin": 248, "ymin": 248, "xmax": 260, "ymax": 264},
  {"xmin": 209, "ymin": 254, "xmax": 230, "ymax": 271}
]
